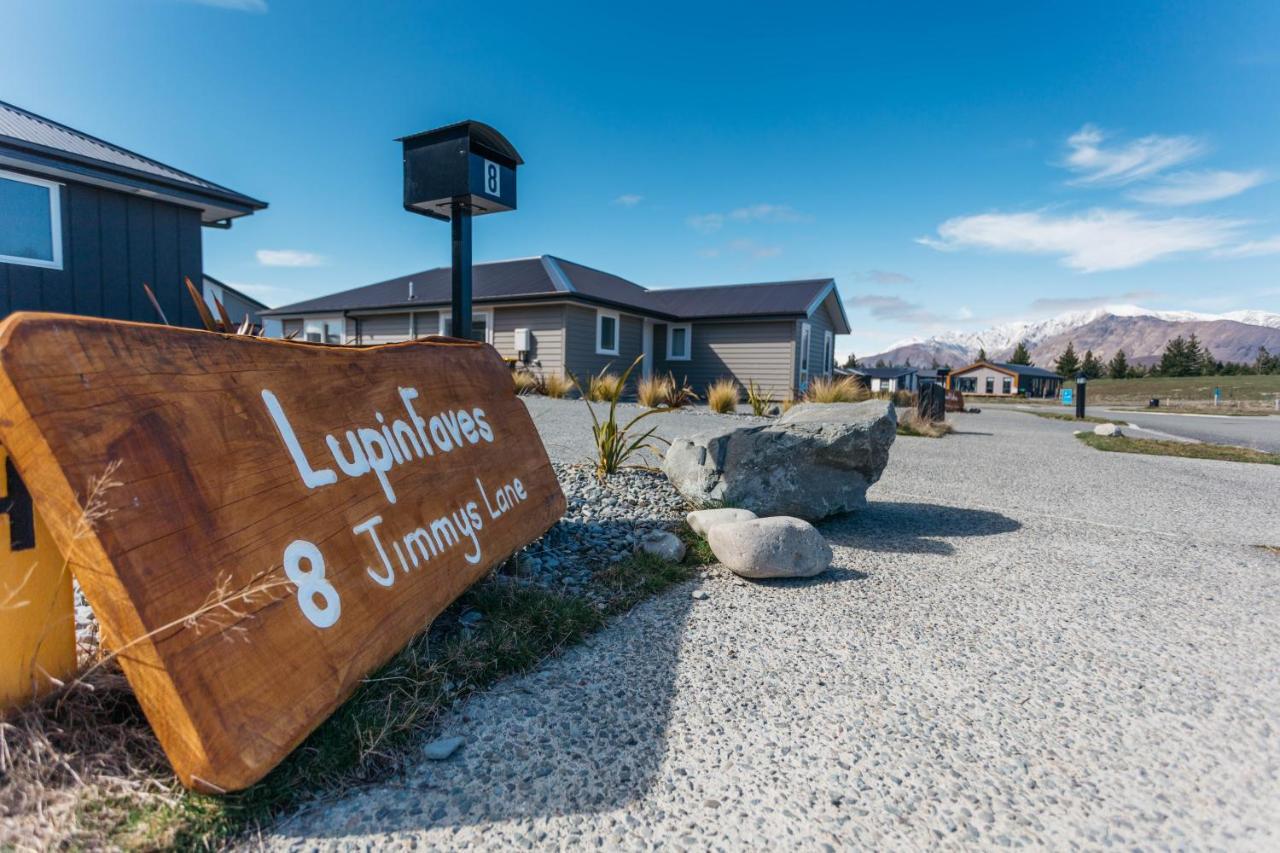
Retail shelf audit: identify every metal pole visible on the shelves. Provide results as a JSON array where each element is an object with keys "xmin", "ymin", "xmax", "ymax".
[
  {"xmin": 1075, "ymin": 376, "xmax": 1087, "ymax": 419},
  {"xmin": 451, "ymin": 202, "xmax": 472, "ymax": 340}
]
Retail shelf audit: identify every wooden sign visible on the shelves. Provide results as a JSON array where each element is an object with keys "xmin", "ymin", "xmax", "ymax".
[{"xmin": 0, "ymin": 313, "xmax": 565, "ymax": 792}]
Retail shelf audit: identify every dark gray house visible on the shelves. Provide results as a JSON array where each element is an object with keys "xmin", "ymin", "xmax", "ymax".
[
  {"xmin": 0, "ymin": 100, "xmax": 265, "ymax": 327},
  {"xmin": 263, "ymin": 256, "xmax": 850, "ymax": 399},
  {"xmin": 848, "ymin": 365, "xmax": 918, "ymax": 393}
]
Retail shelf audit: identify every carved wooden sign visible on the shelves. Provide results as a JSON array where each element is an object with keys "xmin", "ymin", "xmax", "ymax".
[{"xmin": 0, "ymin": 313, "xmax": 565, "ymax": 791}]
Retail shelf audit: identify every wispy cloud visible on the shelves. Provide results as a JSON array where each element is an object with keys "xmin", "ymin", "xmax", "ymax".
[
  {"xmin": 256, "ymin": 249, "xmax": 327, "ymax": 268},
  {"xmin": 919, "ymin": 208, "xmax": 1241, "ymax": 272},
  {"xmin": 1064, "ymin": 124, "xmax": 1205, "ymax": 186},
  {"xmin": 687, "ymin": 203, "xmax": 806, "ymax": 233},
  {"xmin": 612, "ymin": 194, "xmax": 643, "ymax": 208},
  {"xmin": 846, "ymin": 295, "xmax": 939, "ymax": 324},
  {"xmin": 727, "ymin": 238, "xmax": 782, "ymax": 259},
  {"xmin": 1213, "ymin": 234, "xmax": 1280, "ymax": 258},
  {"xmin": 1129, "ymin": 169, "xmax": 1266, "ymax": 206},
  {"xmin": 855, "ymin": 269, "xmax": 914, "ymax": 285},
  {"xmin": 1028, "ymin": 290, "xmax": 1162, "ymax": 313},
  {"xmin": 183, "ymin": 0, "xmax": 268, "ymax": 11}
]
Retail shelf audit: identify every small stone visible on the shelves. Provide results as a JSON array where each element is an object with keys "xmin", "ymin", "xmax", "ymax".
[
  {"xmin": 1093, "ymin": 423, "xmax": 1123, "ymax": 437},
  {"xmin": 635, "ymin": 530, "xmax": 686, "ymax": 562},
  {"xmin": 691, "ymin": 590, "xmax": 709, "ymax": 600},
  {"xmin": 423, "ymin": 735, "xmax": 466, "ymax": 760},
  {"xmin": 706, "ymin": 516, "xmax": 833, "ymax": 579},
  {"xmin": 686, "ymin": 507, "xmax": 758, "ymax": 536}
]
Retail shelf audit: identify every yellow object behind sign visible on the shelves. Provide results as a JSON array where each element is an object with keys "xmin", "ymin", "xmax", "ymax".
[{"xmin": 0, "ymin": 444, "xmax": 76, "ymax": 709}]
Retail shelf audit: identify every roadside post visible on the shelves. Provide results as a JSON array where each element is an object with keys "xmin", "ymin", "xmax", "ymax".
[
  {"xmin": 1075, "ymin": 371, "xmax": 1087, "ymax": 419},
  {"xmin": 399, "ymin": 121, "xmax": 523, "ymax": 341},
  {"xmin": 1214, "ymin": 386, "xmax": 1221, "ymax": 407}
]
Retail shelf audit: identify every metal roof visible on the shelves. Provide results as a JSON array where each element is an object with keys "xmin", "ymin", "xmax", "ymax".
[
  {"xmin": 0, "ymin": 99, "xmax": 266, "ymax": 220},
  {"xmin": 994, "ymin": 361, "xmax": 1060, "ymax": 378},
  {"xmin": 264, "ymin": 255, "xmax": 847, "ymax": 330}
]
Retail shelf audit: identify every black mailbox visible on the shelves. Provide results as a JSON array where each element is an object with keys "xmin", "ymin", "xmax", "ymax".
[{"xmin": 399, "ymin": 120, "xmax": 523, "ymax": 221}]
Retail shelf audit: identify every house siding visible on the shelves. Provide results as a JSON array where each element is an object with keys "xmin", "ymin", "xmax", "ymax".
[
  {"xmin": 796, "ymin": 301, "xmax": 838, "ymax": 390},
  {"xmin": 654, "ymin": 319, "xmax": 796, "ymax": 399},
  {"xmin": 356, "ymin": 312, "xmax": 412, "ymax": 344},
  {"xmin": 563, "ymin": 304, "xmax": 643, "ymax": 381},
  {"xmin": 282, "ymin": 318, "xmax": 302, "ymax": 338},
  {"xmin": 492, "ymin": 304, "xmax": 565, "ymax": 377},
  {"xmin": 0, "ymin": 174, "xmax": 203, "ymax": 327}
]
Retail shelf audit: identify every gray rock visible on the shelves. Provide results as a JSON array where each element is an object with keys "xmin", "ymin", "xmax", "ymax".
[
  {"xmin": 636, "ymin": 530, "xmax": 687, "ymax": 562},
  {"xmin": 663, "ymin": 400, "xmax": 896, "ymax": 520},
  {"xmin": 423, "ymin": 735, "xmax": 466, "ymax": 760},
  {"xmin": 691, "ymin": 589, "xmax": 709, "ymax": 600},
  {"xmin": 685, "ymin": 507, "xmax": 759, "ymax": 536},
  {"xmin": 705, "ymin": 516, "xmax": 833, "ymax": 579},
  {"xmin": 1093, "ymin": 423, "xmax": 1123, "ymax": 437}
]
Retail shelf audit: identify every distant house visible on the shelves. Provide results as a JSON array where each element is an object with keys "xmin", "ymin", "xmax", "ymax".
[
  {"xmin": 202, "ymin": 275, "xmax": 269, "ymax": 331},
  {"xmin": 946, "ymin": 360, "xmax": 1062, "ymax": 398},
  {"xmin": 0, "ymin": 100, "xmax": 265, "ymax": 327},
  {"xmin": 850, "ymin": 365, "xmax": 918, "ymax": 393},
  {"xmin": 262, "ymin": 255, "xmax": 850, "ymax": 399},
  {"xmin": 915, "ymin": 367, "xmax": 947, "ymax": 386}
]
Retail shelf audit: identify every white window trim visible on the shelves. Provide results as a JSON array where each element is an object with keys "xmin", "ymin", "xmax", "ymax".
[
  {"xmin": 666, "ymin": 323, "xmax": 692, "ymax": 361},
  {"xmin": 595, "ymin": 309, "xmax": 620, "ymax": 356},
  {"xmin": 0, "ymin": 169, "xmax": 63, "ymax": 270},
  {"xmin": 798, "ymin": 322, "xmax": 811, "ymax": 380},
  {"xmin": 438, "ymin": 310, "xmax": 494, "ymax": 344},
  {"xmin": 822, "ymin": 330, "xmax": 834, "ymax": 377}
]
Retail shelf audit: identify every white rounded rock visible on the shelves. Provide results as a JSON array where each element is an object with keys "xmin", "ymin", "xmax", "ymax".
[
  {"xmin": 705, "ymin": 516, "xmax": 833, "ymax": 579},
  {"xmin": 1093, "ymin": 423, "xmax": 1123, "ymax": 437},
  {"xmin": 636, "ymin": 530, "xmax": 687, "ymax": 562},
  {"xmin": 686, "ymin": 507, "xmax": 758, "ymax": 536}
]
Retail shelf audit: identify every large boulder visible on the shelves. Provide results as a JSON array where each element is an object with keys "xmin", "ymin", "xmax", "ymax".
[
  {"xmin": 705, "ymin": 516, "xmax": 833, "ymax": 579},
  {"xmin": 663, "ymin": 400, "xmax": 896, "ymax": 520}
]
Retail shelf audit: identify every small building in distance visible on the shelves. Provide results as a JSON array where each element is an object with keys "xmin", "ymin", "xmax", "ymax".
[
  {"xmin": 946, "ymin": 360, "xmax": 1062, "ymax": 398},
  {"xmin": 849, "ymin": 365, "xmax": 918, "ymax": 393}
]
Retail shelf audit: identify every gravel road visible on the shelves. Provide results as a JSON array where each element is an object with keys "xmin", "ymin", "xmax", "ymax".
[{"xmin": 267, "ymin": 404, "xmax": 1280, "ymax": 850}]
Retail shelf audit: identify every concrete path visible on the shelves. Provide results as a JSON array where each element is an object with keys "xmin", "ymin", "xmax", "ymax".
[{"xmin": 266, "ymin": 406, "xmax": 1280, "ymax": 849}]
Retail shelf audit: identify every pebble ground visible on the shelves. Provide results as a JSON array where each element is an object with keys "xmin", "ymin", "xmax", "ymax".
[{"xmin": 266, "ymin": 404, "xmax": 1280, "ymax": 850}]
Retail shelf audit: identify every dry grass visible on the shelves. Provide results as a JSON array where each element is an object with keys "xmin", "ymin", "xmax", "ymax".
[
  {"xmin": 706, "ymin": 379, "xmax": 740, "ymax": 414},
  {"xmin": 661, "ymin": 375, "xmax": 697, "ymax": 409},
  {"xmin": 540, "ymin": 373, "xmax": 572, "ymax": 399},
  {"xmin": 1025, "ymin": 410, "xmax": 1114, "ymax": 425},
  {"xmin": 804, "ymin": 376, "xmax": 867, "ymax": 404},
  {"xmin": 895, "ymin": 410, "xmax": 954, "ymax": 438},
  {"xmin": 744, "ymin": 380, "xmax": 775, "ymax": 416},
  {"xmin": 511, "ymin": 370, "xmax": 541, "ymax": 396},
  {"xmin": 586, "ymin": 371, "xmax": 625, "ymax": 403},
  {"xmin": 636, "ymin": 374, "xmax": 670, "ymax": 409},
  {"xmin": 1076, "ymin": 433, "xmax": 1280, "ymax": 465}
]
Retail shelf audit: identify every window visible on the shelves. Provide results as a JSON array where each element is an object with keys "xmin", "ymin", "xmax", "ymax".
[
  {"xmin": 596, "ymin": 310, "xmax": 619, "ymax": 355},
  {"xmin": 304, "ymin": 318, "xmax": 342, "ymax": 344},
  {"xmin": 823, "ymin": 331, "xmax": 834, "ymax": 376},
  {"xmin": 1002, "ymin": 378, "xmax": 1012, "ymax": 394},
  {"xmin": 799, "ymin": 323, "xmax": 811, "ymax": 377},
  {"xmin": 666, "ymin": 323, "xmax": 691, "ymax": 360},
  {"xmin": 985, "ymin": 377, "xmax": 994, "ymax": 394},
  {"xmin": 0, "ymin": 170, "xmax": 62, "ymax": 269},
  {"xmin": 956, "ymin": 377, "xmax": 977, "ymax": 393},
  {"xmin": 439, "ymin": 311, "xmax": 492, "ymax": 343}
]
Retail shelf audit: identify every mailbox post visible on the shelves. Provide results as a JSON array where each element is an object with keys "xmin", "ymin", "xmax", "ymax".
[
  {"xmin": 399, "ymin": 121, "xmax": 523, "ymax": 340},
  {"xmin": 1075, "ymin": 371, "xmax": 1087, "ymax": 419}
]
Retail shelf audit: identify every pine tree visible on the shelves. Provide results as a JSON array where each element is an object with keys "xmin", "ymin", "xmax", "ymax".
[
  {"xmin": 1159, "ymin": 336, "xmax": 1189, "ymax": 376},
  {"xmin": 1081, "ymin": 349, "xmax": 1104, "ymax": 379},
  {"xmin": 1185, "ymin": 333, "xmax": 1208, "ymax": 376},
  {"xmin": 1055, "ymin": 341, "xmax": 1080, "ymax": 378},
  {"xmin": 841, "ymin": 352, "xmax": 859, "ymax": 369},
  {"xmin": 1108, "ymin": 349, "xmax": 1129, "ymax": 379},
  {"xmin": 1009, "ymin": 340, "xmax": 1033, "ymax": 365},
  {"xmin": 976, "ymin": 346, "xmax": 988, "ymax": 362}
]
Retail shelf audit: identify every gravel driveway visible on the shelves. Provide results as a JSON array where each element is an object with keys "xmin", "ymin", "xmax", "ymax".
[{"xmin": 267, "ymin": 404, "xmax": 1280, "ymax": 849}]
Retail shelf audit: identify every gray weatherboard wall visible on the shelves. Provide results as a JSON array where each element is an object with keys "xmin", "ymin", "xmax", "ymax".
[
  {"xmin": 652, "ymin": 319, "xmax": 796, "ymax": 398},
  {"xmin": 0, "ymin": 174, "xmax": 204, "ymax": 328},
  {"xmin": 562, "ymin": 304, "xmax": 644, "ymax": 381}
]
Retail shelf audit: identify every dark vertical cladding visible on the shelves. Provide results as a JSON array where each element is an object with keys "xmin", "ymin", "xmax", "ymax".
[{"xmin": 0, "ymin": 179, "xmax": 204, "ymax": 327}]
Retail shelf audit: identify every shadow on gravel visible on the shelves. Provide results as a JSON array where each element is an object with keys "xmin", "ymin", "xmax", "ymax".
[
  {"xmin": 747, "ymin": 566, "xmax": 870, "ymax": 588},
  {"xmin": 824, "ymin": 500, "xmax": 1021, "ymax": 556},
  {"xmin": 275, "ymin": 587, "xmax": 697, "ymax": 840}
]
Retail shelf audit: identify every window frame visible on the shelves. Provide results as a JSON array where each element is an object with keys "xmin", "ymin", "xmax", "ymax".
[
  {"xmin": 822, "ymin": 330, "xmax": 834, "ymax": 377},
  {"xmin": 798, "ymin": 322, "xmax": 812, "ymax": 381},
  {"xmin": 438, "ymin": 310, "xmax": 494, "ymax": 344},
  {"xmin": 1002, "ymin": 377, "xmax": 1012, "ymax": 394},
  {"xmin": 666, "ymin": 323, "xmax": 692, "ymax": 361},
  {"xmin": 985, "ymin": 377, "xmax": 995, "ymax": 394},
  {"xmin": 0, "ymin": 169, "xmax": 63, "ymax": 270},
  {"xmin": 595, "ymin": 309, "xmax": 620, "ymax": 356}
]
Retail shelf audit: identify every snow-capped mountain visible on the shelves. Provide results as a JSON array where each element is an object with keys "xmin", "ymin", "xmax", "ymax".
[{"xmin": 866, "ymin": 305, "xmax": 1280, "ymax": 367}]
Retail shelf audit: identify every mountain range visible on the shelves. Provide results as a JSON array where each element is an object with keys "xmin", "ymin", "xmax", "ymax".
[{"xmin": 864, "ymin": 305, "xmax": 1280, "ymax": 368}]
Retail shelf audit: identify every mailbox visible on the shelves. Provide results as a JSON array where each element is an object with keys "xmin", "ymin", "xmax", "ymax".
[{"xmin": 399, "ymin": 120, "xmax": 523, "ymax": 221}]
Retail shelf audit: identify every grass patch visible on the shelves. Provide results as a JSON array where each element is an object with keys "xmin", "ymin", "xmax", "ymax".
[
  {"xmin": 1066, "ymin": 374, "xmax": 1280, "ymax": 405},
  {"xmin": 1075, "ymin": 433, "xmax": 1280, "ymax": 465},
  {"xmin": 1024, "ymin": 410, "xmax": 1115, "ymax": 424},
  {"xmin": 895, "ymin": 410, "xmax": 954, "ymax": 438},
  {"xmin": 21, "ymin": 526, "xmax": 714, "ymax": 849},
  {"xmin": 1107, "ymin": 405, "xmax": 1272, "ymax": 417}
]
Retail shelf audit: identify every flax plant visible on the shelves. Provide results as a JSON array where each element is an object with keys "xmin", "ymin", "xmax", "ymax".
[{"xmin": 572, "ymin": 355, "xmax": 669, "ymax": 480}]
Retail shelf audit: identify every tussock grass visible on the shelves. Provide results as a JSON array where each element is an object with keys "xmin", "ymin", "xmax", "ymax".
[
  {"xmin": 661, "ymin": 375, "xmax": 697, "ymax": 409},
  {"xmin": 540, "ymin": 373, "xmax": 572, "ymax": 399},
  {"xmin": 706, "ymin": 379, "xmax": 740, "ymax": 414},
  {"xmin": 512, "ymin": 370, "xmax": 541, "ymax": 396},
  {"xmin": 1076, "ymin": 433, "xmax": 1280, "ymax": 465},
  {"xmin": 745, "ymin": 380, "xmax": 775, "ymax": 416},
  {"xmin": 636, "ymin": 374, "xmax": 670, "ymax": 409},
  {"xmin": 804, "ymin": 376, "xmax": 867, "ymax": 404},
  {"xmin": 895, "ymin": 410, "xmax": 955, "ymax": 438},
  {"xmin": 586, "ymin": 371, "xmax": 625, "ymax": 403}
]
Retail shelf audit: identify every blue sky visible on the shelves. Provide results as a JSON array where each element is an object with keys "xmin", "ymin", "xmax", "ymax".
[{"xmin": 5, "ymin": 0, "xmax": 1279, "ymax": 358}]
